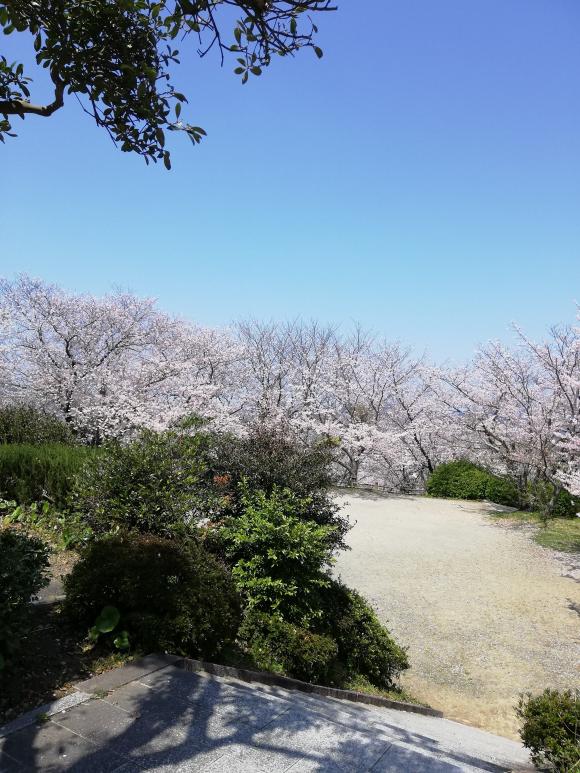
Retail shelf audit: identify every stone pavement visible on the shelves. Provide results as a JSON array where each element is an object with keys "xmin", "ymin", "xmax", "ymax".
[{"xmin": 0, "ymin": 656, "xmax": 533, "ymax": 772}]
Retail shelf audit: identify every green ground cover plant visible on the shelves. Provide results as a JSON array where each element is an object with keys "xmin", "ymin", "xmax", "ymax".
[{"xmin": 1, "ymin": 500, "xmax": 93, "ymax": 550}]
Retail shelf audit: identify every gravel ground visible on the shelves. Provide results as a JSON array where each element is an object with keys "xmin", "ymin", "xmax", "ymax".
[{"xmin": 333, "ymin": 492, "xmax": 580, "ymax": 740}]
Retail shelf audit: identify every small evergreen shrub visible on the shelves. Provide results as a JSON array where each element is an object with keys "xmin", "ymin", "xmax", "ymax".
[
  {"xmin": 219, "ymin": 483, "xmax": 336, "ymax": 625},
  {"xmin": 426, "ymin": 460, "xmax": 520, "ymax": 507},
  {"xmin": 63, "ymin": 533, "xmax": 241, "ymax": 658},
  {"xmin": 517, "ymin": 689, "xmax": 580, "ymax": 772},
  {"xmin": 483, "ymin": 476, "xmax": 521, "ymax": 508},
  {"xmin": 0, "ymin": 529, "xmax": 50, "ymax": 669},
  {"xmin": 199, "ymin": 426, "xmax": 349, "ymax": 551},
  {"xmin": 0, "ymin": 444, "xmax": 94, "ymax": 506},
  {"xmin": 239, "ymin": 611, "xmax": 338, "ymax": 684},
  {"xmin": 525, "ymin": 481, "xmax": 580, "ymax": 521},
  {"xmin": 71, "ymin": 431, "xmax": 205, "ymax": 536},
  {"xmin": 318, "ymin": 581, "xmax": 409, "ymax": 689},
  {"xmin": 552, "ymin": 489, "xmax": 580, "ymax": 519},
  {"xmin": 0, "ymin": 405, "xmax": 74, "ymax": 445}
]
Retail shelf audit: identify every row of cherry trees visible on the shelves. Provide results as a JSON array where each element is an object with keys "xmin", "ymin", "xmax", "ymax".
[{"xmin": 1, "ymin": 275, "xmax": 578, "ymax": 495}]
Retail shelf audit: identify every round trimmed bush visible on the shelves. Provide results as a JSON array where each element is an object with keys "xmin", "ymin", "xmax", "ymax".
[
  {"xmin": 426, "ymin": 460, "xmax": 520, "ymax": 507},
  {"xmin": 553, "ymin": 489, "xmax": 580, "ymax": 519},
  {"xmin": 63, "ymin": 533, "xmax": 241, "ymax": 658},
  {"xmin": 483, "ymin": 475, "xmax": 520, "ymax": 508}
]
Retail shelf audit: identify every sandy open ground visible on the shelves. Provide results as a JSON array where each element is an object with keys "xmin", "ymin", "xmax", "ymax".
[{"xmin": 334, "ymin": 492, "xmax": 580, "ymax": 739}]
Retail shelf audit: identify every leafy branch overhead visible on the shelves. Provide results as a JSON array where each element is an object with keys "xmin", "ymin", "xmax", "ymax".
[{"xmin": 0, "ymin": 0, "xmax": 334, "ymax": 165}]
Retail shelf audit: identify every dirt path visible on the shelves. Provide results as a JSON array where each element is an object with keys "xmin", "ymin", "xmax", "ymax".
[{"xmin": 333, "ymin": 492, "xmax": 580, "ymax": 739}]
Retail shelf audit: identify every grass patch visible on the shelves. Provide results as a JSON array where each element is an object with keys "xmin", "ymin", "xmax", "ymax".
[
  {"xmin": 491, "ymin": 511, "xmax": 580, "ymax": 554},
  {"xmin": 342, "ymin": 674, "xmax": 425, "ymax": 706}
]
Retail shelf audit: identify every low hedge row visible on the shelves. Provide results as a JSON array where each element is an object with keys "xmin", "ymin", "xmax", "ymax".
[{"xmin": 0, "ymin": 443, "xmax": 96, "ymax": 507}]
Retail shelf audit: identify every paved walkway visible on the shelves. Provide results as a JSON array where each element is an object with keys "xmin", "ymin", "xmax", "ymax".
[
  {"xmin": 334, "ymin": 492, "xmax": 580, "ymax": 738},
  {"xmin": 0, "ymin": 656, "xmax": 532, "ymax": 772}
]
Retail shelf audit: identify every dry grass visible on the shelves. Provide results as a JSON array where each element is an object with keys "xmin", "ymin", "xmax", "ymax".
[{"xmin": 334, "ymin": 493, "xmax": 580, "ymax": 740}]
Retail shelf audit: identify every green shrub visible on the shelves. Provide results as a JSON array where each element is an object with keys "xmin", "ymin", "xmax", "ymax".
[
  {"xmin": 239, "ymin": 611, "xmax": 338, "ymax": 684},
  {"xmin": 483, "ymin": 476, "xmax": 521, "ymax": 508},
  {"xmin": 517, "ymin": 689, "xmax": 580, "ymax": 772},
  {"xmin": 0, "ymin": 529, "xmax": 50, "ymax": 669},
  {"xmin": 317, "ymin": 581, "xmax": 409, "ymax": 690},
  {"xmin": 426, "ymin": 460, "xmax": 520, "ymax": 507},
  {"xmin": 0, "ymin": 405, "xmax": 74, "ymax": 445},
  {"xmin": 199, "ymin": 426, "xmax": 349, "ymax": 551},
  {"xmin": 0, "ymin": 444, "xmax": 94, "ymax": 506},
  {"xmin": 71, "ymin": 431, "xmax": 205, "ymax": 537},
  {"xmin": 219, "ymin": 483, "xmax": 336, "ymax": 626},
  {"xmin": 63, "ymin": 533, "xmax": 241, "ymax": 658},
  {"xmin": 552, "ymin": 489, "xmax": 580, "ymax": 519},
  {"xmin": 525, "ymin": 481, "xmax": 580, "ymax": 522}
]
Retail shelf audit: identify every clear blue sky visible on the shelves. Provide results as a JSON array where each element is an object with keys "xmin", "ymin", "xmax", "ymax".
[{"xmin": 1, "ymin": 0, "xmax": 579, "ymax": 361}]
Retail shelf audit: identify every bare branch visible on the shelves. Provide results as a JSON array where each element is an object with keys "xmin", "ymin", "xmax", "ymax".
[{"xmin": 0, "ymin": 77, "xmax": 64, "ymax": 118}]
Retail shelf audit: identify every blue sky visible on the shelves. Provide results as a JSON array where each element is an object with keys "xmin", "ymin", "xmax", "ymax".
[{"xmin": 1, "ymin": 0, "xmax": 579, "ymax": 361}]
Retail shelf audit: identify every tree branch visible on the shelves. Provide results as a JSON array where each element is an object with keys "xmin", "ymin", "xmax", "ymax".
[{"xmin": 0, "ymin": 77, "xmax": 64, "ymax": 118}]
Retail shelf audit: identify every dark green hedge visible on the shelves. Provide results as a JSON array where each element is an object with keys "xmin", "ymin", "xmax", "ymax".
[
  {"xmin": 426, "ymin": 460, "xmax": 520, "ymax": 507},
  {"xmin": 0, "ymin": 406, "xmax": 73, "ymax": 445},
  {"xmin": 0, "ymin": 444, "xmax": 95, "ymax": 507}
]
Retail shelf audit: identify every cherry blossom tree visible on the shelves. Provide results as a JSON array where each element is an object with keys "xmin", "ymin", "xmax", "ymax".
[
  {"xmin": 442, "ymin": 320, "xmax": 580, "ymax": 511},
  {"xmin": 0, "ymin": 275, "xmax": 242, "ymax": 440},
  {"xmin": 1, "ymin": 274, "xmax": 577, "ymax": 500}
]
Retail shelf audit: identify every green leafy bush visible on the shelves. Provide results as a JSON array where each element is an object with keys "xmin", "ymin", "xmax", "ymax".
[
  {"xmin": 317, "ymin": 581, "xmax": 409, "ymax": 689},
  {"xmin": 63, "ymin": 533, "xmax": 241, "ymax": 658},
  {"xmin": 219, "ymin": 483, "xmax": 336, "ymax": 625},
  {"xmin": 71, "ymin": 431, "xmax": 205, "ymax": 537},
  {"xmin": 199, "ymin": 426, "xmax": 349, "ymax": 551},
  {"xmin": 517, "ymin": 689, "xmax": 580, "ymax": 772},
  {"xmin": 239, "ymin": 611, "xmax": 338, "ymax": 684},
  {"xmin": 0, "ymin": 529, "xmax": 50, "ymax": 669},
  {"xmin": 524, "ymin": 481, "xmax": 580, "ymax": 522},
  {"xmin": 426, "ymin": 460, "xmax": 520, "ymax": 507},
  {"xmin": 0, "ymin": 405, "xmax": 74, "ymax": 445},
  {"xmin": 0, "ymin": 443, "xmax": 94, "ymax": 507},
  {"xmin": 552, "ymin": 489, "xmax": 580, "ymax": 519}
]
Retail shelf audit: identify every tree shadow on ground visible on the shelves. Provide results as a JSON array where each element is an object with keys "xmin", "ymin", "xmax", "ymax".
[{"xmin": 1, "ymin": 665, "xmax": 522, "ymax": 772}]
